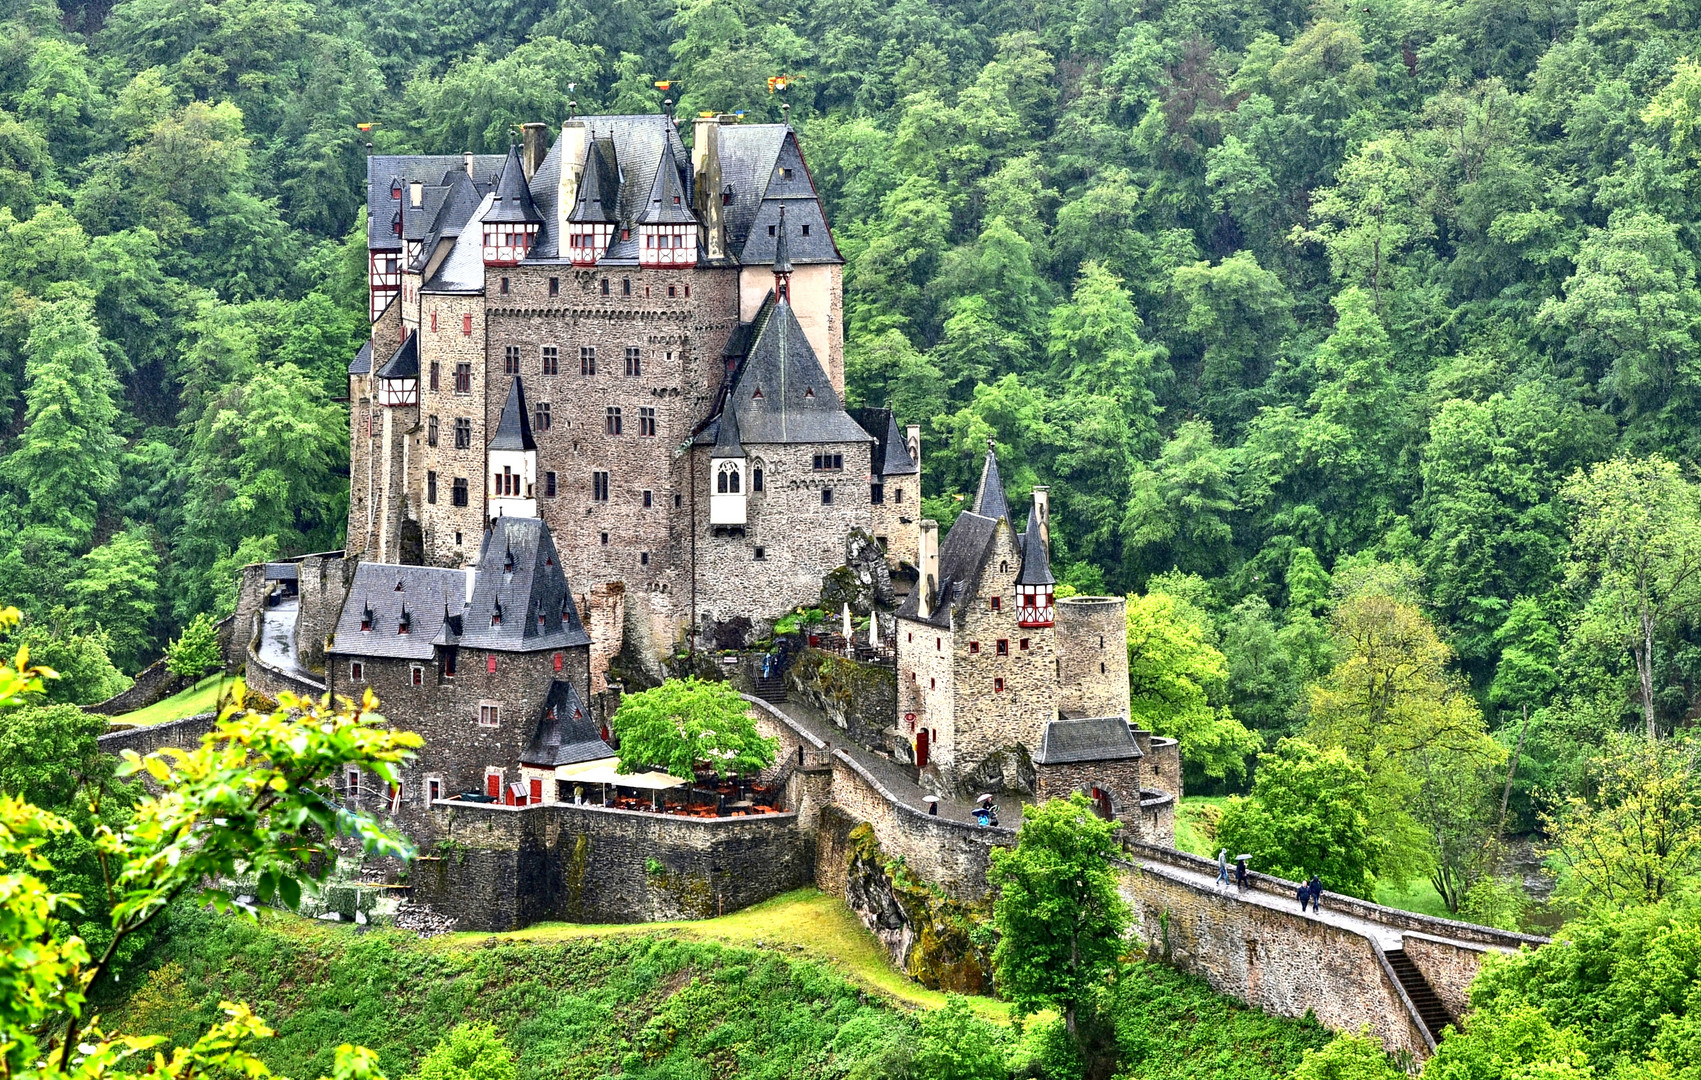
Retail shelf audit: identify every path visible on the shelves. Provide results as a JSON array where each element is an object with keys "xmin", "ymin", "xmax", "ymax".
[{"xmin": 256, "ymin": 599, "xmax": 314, "ymax": 681}]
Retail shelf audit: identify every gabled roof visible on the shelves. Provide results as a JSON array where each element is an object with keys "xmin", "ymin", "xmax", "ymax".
[
  {"xmin": 423, "ymin": 190, "xmax": 495, "ymax": 292},
  {"xmin": 490, "ymin": 377, "xmax": 535, "ymax": 452},
  {"xmin": 522, "ymin": 681, "xmax": 610, "ymax": 767},
  {"xmin": 567, "ymin": 139, "xmax": 619, "ymax": 224},
  {"xmin": 366, "ymin": 154, "xmax": 503, "ymax": 250},
  {"xmin": 329, "ymin": 565, "xmax": 469, "ymax": 660},
  {"xmin": 1017, "ymin": 508, "xmax": 1054, "ymax": 586},
  {"xmin": 485, "ymin": 145, "xmax": 543, "ymax": 225},
  {"xmin": 702, "ymin": 293, "xmax": 873, "ymax": 446},
  {"xmin": 972, "ymin": 445, "xmax": 1010, "ymax": 523},
  {"xmin": 349, "ymin": 339, "xmax": 372, "ymax": 376},
  {"xmin": 717, "ymin": 126, "xmax": 842, "ymax": 266},
  {"xmin": 638, "ymin": 139, "xmax": 698, "ymax": 225},
  {"xmin": 896, "ymin": 510, "xmax": 1005, "ymax": 629},
  {"xmin": 457, "ymin": 517, "xmax": 591, "ymax": 651},
  {"xmin": 375, "ymin": 330, "xmax": 418, "ymax": 380},
  {"xmin": 852, "ymin": 407, "xmax": 918, "ymax": 478},
  {"xmin": 1034, "ymin": 717, "xmax": 1143, "ymax": 765}
]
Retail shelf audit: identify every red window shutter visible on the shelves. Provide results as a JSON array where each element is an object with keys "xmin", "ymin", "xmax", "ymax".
[
  {"xmin": 487, "ymin": 655, "xmax": 498, "ymax": 673},
  {"xmin": 530, "ymin": 778, "xmax": 543, "ymax": 804},
  {"xmin": 486, "ymin": 773, "xmax": 500, "ymax": 798},
  {"xmin": 462, "ymin": 314, "xmax": 473, "ymax": 335},
  {"xmin": 553, "ymin": 652, "xmax": 563, "ymax": 672}
]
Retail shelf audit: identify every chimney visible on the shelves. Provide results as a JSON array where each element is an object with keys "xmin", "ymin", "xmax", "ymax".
[
  {"xmin": 463, "ymin": 151, "xmax": 475, "ymax": 178},
  {"xmin": 918, "ymin": 520, "xmax": 939, "ymax": 619},
  {"xmin": 692, "ymin": 113, "xmax": 726, "ymax": 261},
  {"xmin": 521, "ymin": 122, "xmax": 548, "ymax": 181},
  {"xmin": 409, "ymin": 180, "xmax": 423, "ymax": 208},
  {"xmin": 555, "ymin": 120, "xmax": 589, "ymax": 257},
  {"xmin": 1032, "ymin": 485, "xmax": 1050, "ymax": 550}
]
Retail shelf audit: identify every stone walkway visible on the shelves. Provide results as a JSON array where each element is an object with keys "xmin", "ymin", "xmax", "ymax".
[
  {"xmin": 1131, "ymin": 851, "xmax": 1407, "ymax": 949},
  {"xmin": 255, "ymin": 599, "xmax": 318, "ymax": 684},
  {"xmin": 771, "ymin": 698, "xmax": 1025, "ymax": 828}
]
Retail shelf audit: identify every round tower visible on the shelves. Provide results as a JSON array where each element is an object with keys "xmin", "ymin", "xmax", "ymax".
[{"xmin": 1054, "ymin": 596, "xmax": 1130, "ymax": 720}]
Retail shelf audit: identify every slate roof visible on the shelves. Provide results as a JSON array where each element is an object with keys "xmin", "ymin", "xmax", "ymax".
[
  {"xmin": 366, "ymin": 154, "xmax": 503, "ymax": 250},
  {"xmin": 852, "ymin": 407, "xmax": 918, "ymax": 478},
  {"xmin": 265, "ymin": 563, "xmax": 299, "ymax": 582},
  {"xmin": 896, "ymin": 446, "xmax": 1015, "ymax": 627},
  {"xmin": 486, "ymin": 145, "xmax": 543, "ymax": 224},
  {"xmin": 567, "ymin": 139, "xmax": 619, "ymax": 224},
  {"xmin": 771, "ymin": 202, "xmax": 793, "ymax": 272},
  {"xmin": 490, "ymin": 377, "xmax": 536, "ymax": 452},
  {"xmin": 375, "ymin": 330, "xmax": 418, "ymax": 380},
  {"xmin": 637, "ymin": 139, "xmax": 698, "ymax": 225},
  {"xmin": 718, "ymin": 126, "xmax": 842, "ymax": 266},
  {"xmin": 711, "ymin": 396, "xmax": 744, "ymax": 457},
  {"xmin": 330, "ymin": 565, "xmax": 470, "ymax": 661},
  {"xmin": 423, "ymin": 191, "xmax": 495, "ymax": 292},
  {"xmin": 696, "ymin": 294, "xmax": 873, "ymax": 446},
  {"xmin": 522, "ymin": 680, "xmax": 611, "ymax": 767},
  {"xmin": 457, "ymin": 517, "xmax": 591, "ymax": 651},
  {"xmin": 1034, "ymin": 717, "xmax": 1143, "ymax": 765},
  {"xmin": 349, "ymin": 339, "xmax": 372, "ymax": 376},
  {"xmin": 1017, "ymin": 507, "xmax": 1055, "ymax": 586}
]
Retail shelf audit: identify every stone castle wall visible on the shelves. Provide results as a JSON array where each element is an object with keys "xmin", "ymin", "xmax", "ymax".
[
  {"xmin": 295, "ymin": 552, "xmax": 354, "ymax": 674},
  {"xmin": 1055, "ymin": 596, "xmax": 1130, "ymax": 720},
  {"xmin": 896, "ymin": 619, "xmax": 955, "ymax": 771},
  {"xmin": 414, "ymin": 292, "xmax": 490, "ymax": 567}
]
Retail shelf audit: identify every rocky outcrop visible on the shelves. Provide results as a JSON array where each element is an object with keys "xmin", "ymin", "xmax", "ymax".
[
  {"xmin": 959, "ymin": 743, "xmax": 1036, "ymax": 798},
  {"xmin": 820, "ymin": 530, "xmax": 895, "ymax": 616},
  {"xmin": 843, "ymin": 823, "xmax": 993, "ymax": 994}
]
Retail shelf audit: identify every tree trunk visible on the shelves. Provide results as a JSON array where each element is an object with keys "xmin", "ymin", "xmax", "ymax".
[
  {"xmin": 1497, "ymin": 704, "xmax": 1530, "ymax": 839},
  {"xmin": 1638, "ymin": 610, "xmax": 1657, "ymax": 739}
]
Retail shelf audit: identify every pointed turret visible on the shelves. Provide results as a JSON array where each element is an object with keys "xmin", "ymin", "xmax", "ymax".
[
  {"xmin": 638, "ymin": 140, "xmax": 697, "ymax": 267},
  {"xmin": 567, "ymin": 140, "xmax": 618, "ymax": 266},
  {"xmin": 483, "ymin": 145, "xmax": 542, "ymax": 265},
  {"xmin": 709, "ymin": 403, "xmax": 747, "ymax": 527},
  {"xmin": 773, "ymin": 203, "xmax": 793, "ymax": 302},
  {"xmin": 489, "ymin": 377, "xmax": 538, "ymax": 519},
  {"xmin": 972, "ymin": 440, "xmax": 1010, "ymax": 524}
]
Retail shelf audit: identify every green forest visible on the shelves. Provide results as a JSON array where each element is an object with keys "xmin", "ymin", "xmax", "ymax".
[{"xmin": 6, "ymin": 0, "xmax": 1701, "ymax": 918}]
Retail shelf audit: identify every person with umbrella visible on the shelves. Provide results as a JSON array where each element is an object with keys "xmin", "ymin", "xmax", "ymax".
[
  {"xmin": 923, "ymin": 794, "xmax": 939, "ymax": 816},
  {"xmin": 975, "ymin": 793, "xmax": 999, "ymax": 827}
]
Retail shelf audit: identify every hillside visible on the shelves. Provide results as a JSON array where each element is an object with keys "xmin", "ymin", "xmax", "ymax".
[{"xmin": 105, "ymin": 896, "xmax": 1330, "ymax": 1080}]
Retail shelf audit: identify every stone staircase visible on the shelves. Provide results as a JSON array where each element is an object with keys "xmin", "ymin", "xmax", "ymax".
[
  {"xmin": 753, "ymin": 674, "xmax": 788, "ymax": 704},
  {"xmin": 1384, "ymin": 947, "xmax": 1453, "ymax": 1043}
]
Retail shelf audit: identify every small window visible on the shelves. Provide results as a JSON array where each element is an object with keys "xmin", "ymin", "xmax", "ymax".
[
  {"xmin": 768, "ymin": 224, "xmax": 776, "ymax": 236},
  {"xmin": 536, "ymin": 401, "xmax": 552, "ymax": 431},
  {"xmin": 802, "ymin": 223, "xmax": 810, "ymax": 236},
  {"xmin": 600, "ymin": 531, "xmax": 609, "ymax": 545},
  {"xmin": 504, "ymin": 345, "xmax": 520, "ymax": 374},
  {"xmin": 454, "ymin": 362, "xmax": 472, "ymax": 394},
  {"xmin": 994, "ymin": 677, "xmax": 1005, "ymax": 692},
  {"xmin": 346, "ymin": 767, "xmax": 360, "ymax": 798},
  {"xmin": 639, "ymin": 406, "xmax": 656, "ymax": 436},
  {"xmin": 351, "ymin": 660, "xmax": 364, "ymax": 681},
  {"xmin": 754, "ymin": 546, "xmax": 765, "ymax": 560},
  {"xmin": 643, "ymin": 489, "xmax": 653, "ymax": 508},
  {"xmin": 427, "ymin": 470, "xmax": 437, "ymax": 504},
  {"xmin": 462, "ymin": 314, "xmax": 473, "ymax": 335},
  {"xmin": 431, "ymin": 311, "xmax": 438, "ymax": 332},
  {"xmin": 487, "ymin": 655, "xmax": 498, "ymax": 674},
  {"xmin": 812, "ymin": 453, "xmax": 844, "ymax": 471},
  {"xmin": 782, "ymin": 167, "xmax": 794, "ymax": 180},
  {"xmin": 548, "ymin": 276, "xmax": 559, "ymax": 296},
  {"xmin": 1020, "ymin": 638, "xmax": 1030, "ymax": 650},
  {"xmin": 411, "ymin": 665, "xmax": 424, "ymax": 686},
  {"xmin": 553, "ymin": 652, "xmax": 563, "ymax": 672},
  {"xmin": 542, "ymin": 345, "xmax": 559, "ymax": 375},
  {"xmin": 622, "ymin": 278, "xmax": 631, "ymax": 295},
  {"xmin": 640, "ymin": 551, "xmax": 650, "ymax": 565},
  {"xmin": 580, "ymin": 346, "xmax": 596, "ymax": 375},
  {"xmin": 674, "ymin": 493, "xmax": 682, "ymax": 508},
  {"xmin": 601, "ymin": 278, "xmax": 610, "ymax": 295},
  {"xmin": 895, "ymin": 487, "xmax": 903, "ymax": 503},
  {"xmin": 996, "ymin": 639, "xmax": 1009, "ymax": 656},
  {"xmin": 427, "ymin": 415, "xmax": 439, "ymax": 446},
  {"xmin": 753, "ymin": 467, "xmax": 764, "ymax": 492},
  {"xmin": 871, "ymin": 483, "xmax": 883, "ymax": 504},
  {"xmin": 821, "ymin": 487, "xmax": 833, "ymax": 505},
  {"xmin": 936, "ymin": 637, "xmax": 941, "ymax": 651},
  {"xmin": 454, "ymin": 418, "xmax": 472, "ymax": 448},
  {"xmin": 593, "ymin": 471, "xmax": 609, "ymax": 501},
  {"xmin": 429, "ymin": 361, "xmax": 440, "ymax": 391},
  {"xmin": 545, "ymin": 471, "xmax": 557, "ymax": 497},
  {"xmin": 930, "ymin": 677, "xmax": 936, "ymax": 689},
  {"xmin": 500, "ymin": 277, "xmax": 510, "ymax": 295},
  {"xmin": 479, "ymin": 702, "xmax": 500, "ymax": 727},
  {"xmin": 428, "ymin": 778, "xmax": 443, "ymax": 803},
  {"xmin": 452, "ymin": 477, "xmax": 469, "ymax": 506},
  {"xmin": 990, "ymin": 596, "xmax": 1002, "ymax": 612},
  {"xmin": 606, "ymin": 407, "xmax": 622, "ymax": 435},
  {"xmin": 625, "ymin": 347, "xmax": 641, "ymax": 377},
  {"xmin": 667, "ymin": 284, "xmax": 676, "ymax": 297},
  {"xmin": 969, "ymin": 641, "xmax": 980, "ymax": 654}
]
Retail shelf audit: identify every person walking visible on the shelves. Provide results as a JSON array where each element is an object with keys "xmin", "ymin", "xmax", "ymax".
[
  {"xmin": 1216, "ymin": 849, "xmax": 1230, "ymax": 888},
  {"xmin": 1307, "ymin": 874, "xmax": 1322, "ymax": 912},
  {"xmin": 1235, "ymin": 856, "xmax": 1249, "ymax": 892},
  {"xmin": 1296, "ymin": 881, "xmax": 1310, "ymax": 911}
]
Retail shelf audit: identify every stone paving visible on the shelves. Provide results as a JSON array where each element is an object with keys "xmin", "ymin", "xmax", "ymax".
[
  {"xmin": 256, "ymin": 599, "xmax": 320, "ymax": 685},
  {"xmin": 1138, "ymin": 853, "xmax": 1408, "ymax": 948}
]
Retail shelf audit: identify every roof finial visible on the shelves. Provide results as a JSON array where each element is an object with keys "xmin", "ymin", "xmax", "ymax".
[{"xmin": 773, "ymin": 203, "xmax": 793, "ymax": 298}]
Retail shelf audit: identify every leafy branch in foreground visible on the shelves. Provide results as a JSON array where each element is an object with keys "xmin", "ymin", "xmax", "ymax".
[{"xmin": 0, "ymin": 629, "xmax": 421, "ymax": 1080}]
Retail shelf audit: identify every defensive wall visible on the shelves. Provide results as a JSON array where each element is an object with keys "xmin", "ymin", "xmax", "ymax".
[{"xmin": 97, "ymin": 711, "xmax": 221, "ymax": 756}]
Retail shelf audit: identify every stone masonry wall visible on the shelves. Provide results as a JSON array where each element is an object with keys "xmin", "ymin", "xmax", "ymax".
[
  {"xmin": 1054, "ymin": 596, "xmax": 1130, "ymax": 720},
  {"xmin": 414, "ymin": 799, "xmax": 810, "ymax": 930},
  {"xmin": 415, "ymin": 292, "xmax": 489, "ymax": 567},
  {"xmin": 1035, "ymin": 758, "xmax": 1156, "ymax": 835},
  {"xmin": 896, "ymin": 618, "xmax": 955, "ymax": 772},
  {"xmin": 295, "ymin": 552, "xmax": 354, "ymax": 674},
  {"xmin": 786, "ymin": 649, "xmax": 896, "ymax": 748},
  {"xmin": 1403, "ymin": 933, "xmax": 1495, "ymax": 1024},
  {"xmin": 1119, "ymin": 857, "xmax": 1434, "ymax": 1058}
]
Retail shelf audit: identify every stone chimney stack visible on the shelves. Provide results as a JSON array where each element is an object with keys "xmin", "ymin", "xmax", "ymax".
[
  {"xmin": 1032, "ymin": 485, "xmax": 1050, "ymax": 550},
  {"xmin": 520, "ymin": 122, "xmax": 548, "ymax": 181},
  {"xmin": 906, "ymin": 424, "xmax": 922, "ymax": 482},
  {"xmin": 918, "ymin": 519, "xmax": 939, "ymax": 619},
  {"xmin": 554, "ymin": 120, "xmax": 589, "ymax": 258},
  {"xmin": 692, "ymin": 114, "xmax": 729, "ymax": 261},
  {"xmin": 463, "ymin": 151, "xmax": 475, "ymax": 178}
]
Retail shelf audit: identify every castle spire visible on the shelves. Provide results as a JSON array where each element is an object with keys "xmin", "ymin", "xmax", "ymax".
[
  {"xmin": 773, "ymin": 203, "xmax": 792, "ymax": 303},
  {"xmin": 971, "ymin": 439, "xmax": 1010, "ymax": 523}
]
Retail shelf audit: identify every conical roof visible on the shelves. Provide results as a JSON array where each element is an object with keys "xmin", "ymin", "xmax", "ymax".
[
  {"xmin": 568, "ymin": 139, "xmax": 619, "ymax": 224},
  {"xmin": 637, "ymin": 140, "xmax": 697, "ymax": 225},
  {"xmin": 490, "ymin": 377, "xmax": 535, "ymax": 451},
  {"xmin": 1017, "ymin": 506, "xmax": 1055, "ymax": 586},
  {"xmin": 972, "ymin": 442, "xmax": 1010, "ymax": 523},
  {"xmin": 485, "ymin": 145, "xmax": 543, "ymax": 224},
  {"xmin": 773, "ymin": 203, "xmax": 793, "ymax": 275},
  {"xmin": 711, "ymin": 398, "xmax": 744, "ymax": 457},
  {"xmin": 880, "ymin": 412, "xmax": 917, "ymax": 476},
  {"xmin": 376, "ymin": 330, "xmax": 418, "ymax": 379},
  {"xmin": 522, "ymin": 681, "xmax": 610, "ymax": 767}
]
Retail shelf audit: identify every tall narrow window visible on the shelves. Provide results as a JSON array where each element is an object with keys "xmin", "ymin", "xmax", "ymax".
[
  {"xmin": 427, "ymin": 415, "xmax": 439, "ymax": 446},
  {"xmin": 606, "ymin": 407, "xmax": 622, "ymax": 435},
  {"xmin": 580, "ymin": 346, "xmax": 595, "ymax": 375},
  {"xmin": 453, "ymin": 418, "xmax": 471, "ymax": 449},
  {"xmin": 622, "ymin": 278, "xmax": 631, "ymax": 295},
  {"xmin": 504, "ymin": 345, "xmax": 520, "ymax": 375},
  {"xmin": 541, "ymin": 345, "xmax": 559, "ymax": 375},
  {"xmin": 545, "ymin": 471, "xmax": 557, "ymax": 497},
  {"xmin": 427, "ymin": 470, "xmax": 437, "ymax": 504},
  {"xmin": 461, "ymin": 314, "xmax": 473, "ymax": 335},
  {"xmin": 452, "ymin": 477, "xmax": 469, "ymax": 506},
  {"xmin": 643, "ymin": 489, "xmax": 653, "ymax": 507},
  {"xmin": 429, "ymin": 361, "xmax": 440, "ymax": 391},
  {"xmin": 548, "ymin": 276, "xmax": 559, "ymax": 296},
  {"xmin": 536, "ymin": 401, "xmax": 552, "ymax": 431},
  {"xmin": 639, "ymin": 406, "xmax": 656, "ymax": 436},
  {"xmin": 454, "ymin": 362, "xmax": 471, "ymax": 393},
  {"xmin": 625, "ymin": 347, "xmax": 641, "ymax": 377},
  {"xmin": 600, "ymin": 278, "xmax": 609, "ymax": 295},
  {"xmin": 499, "ymin": 277, "xmax": 510, "ymax": 295},
  {"xmin": 592, "ymin": 471, "xmax": 610, "ymax": 501}
]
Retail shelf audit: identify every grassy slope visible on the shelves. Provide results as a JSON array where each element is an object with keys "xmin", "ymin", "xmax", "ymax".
[
  {"xmin": 111, "ymin": 675, "xmax": 230, "ymax": 727},
  {"xmin": 110, "ymin": 892, "xmax": 1328, "ymax": 1080}
]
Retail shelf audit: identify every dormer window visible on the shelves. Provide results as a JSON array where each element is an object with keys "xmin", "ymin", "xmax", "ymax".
[
  {"xmin": 398, "ymin": 609, "xmax": 412, "ymax": 634},
  {"xmin": 491, "ymin": 601, "xmax": 503, "ymax": 626},
  {"xmin": 360, "ymin": 607, "xmax": 373, "ymax": 632},
  {"xmin": 504, "ymin": 548, "xmax": 515, "ymax": 572},
  {"xmin": 722, "ymin": 185, "xmax": 733, "ymax": 205},
  {"xmin": 391, "ymin": 177, "xmax": 403, "ymax": 200}
]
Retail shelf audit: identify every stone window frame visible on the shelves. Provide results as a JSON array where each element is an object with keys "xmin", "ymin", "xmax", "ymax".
[
  {"xmin": 544, "ymin": 471, "xmax": 558, "ymax": 497},
  {"xmin": 427, "ymin": 414, "xmax": 439, "ymax": 446},
  {"xmin": 452, "ymin": 477, "xmax": 469, "ymax": 506},
  {"xmin": 426, "ymin": 776, "xmax": 444, "ymax": 805},
  {"xmin": 345, "ymin": 766, "xmax": 361, "ymax": 801},
  {"xmin": 751, "ymin": 457, "xmax": 766, "ymax": 492},
  {"xmin": 535, "ymin": 401, "xmax": 552, "ymax": 431},
  {"xmin": 504, "ymin": 345, "xmax": 520, "ymax": 375},
  {"xmin": 625, "ymin": 346, "xmax": 642, "ymax": 377},
  {"xmin": 478, "ymin": 700, "xmax": 501, "ymax": 728},
  {"xmin": 592, "ymin": 470, "xmax": 610, "ymax": 502},
  {"xmin": 410, "ymin": 664, "xmax": 424, "ymax": 687},
  {"xmin": 606, "ymin": 407, "xmax": 622, "ymax": 435},
  {"xmin": 453, "ymin": 418, "xmax": 472, "ymax": 449},
  {"xmin": 580, "ymin": 346, "xmax": 596, "ymax": 375},
  {"xmin": 454, "ymin": 362, "xmax": 472, "ymax": 394},
  {"xmin": 821, "ymin": 487, "xmax": 834, "ymax": 505},
  {"xmin": 484, "ymin": 766, "xmax": 504, "ymax": 797},
  {"xmin": 350, "ymin": 660, "xmax": 364, "ymax": 681},
  {"xmin": 542, "ymin": 345, "xmax": 559, "ymax": 375},
  {"xmin": 427, "ymin": 470, "xmax": 437, "ymax": 504},
  {"xmin": 639, "ymin": 406, "xmax": 656, "ymax": 436},
  {"xmin": 548, "ymin": 276, "xmax": 560, "ymax": 296},
  {"xmin": 996, "ymin": 639, "xmax": 1009, "ymax": 656}
]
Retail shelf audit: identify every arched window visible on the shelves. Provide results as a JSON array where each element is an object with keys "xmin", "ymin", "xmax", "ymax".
[
  {"xmin": 717, "ymin": 460, "xmax": 741, "ymax": 494},
  {"xmin": 751, "ymin": 458, "xmax": 766, "ymax": 493}
]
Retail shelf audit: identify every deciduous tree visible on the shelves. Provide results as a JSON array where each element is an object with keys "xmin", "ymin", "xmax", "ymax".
[{"xmin": 610, "ymin": 677, "xmax": 776, "ymax": 780}]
